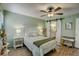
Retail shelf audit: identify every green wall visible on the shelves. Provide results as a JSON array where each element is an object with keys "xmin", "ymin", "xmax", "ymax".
[
  {"xmin": 4, "ymin": 10, "xmax": 45, "ymax": 47},
  {"xmin": 61, "ymin": 14, "xmax": 79, "ymax": 37}
]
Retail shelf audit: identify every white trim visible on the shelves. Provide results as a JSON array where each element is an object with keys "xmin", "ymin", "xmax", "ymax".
[{"xmin": 56, "ymin": 20, "xmax": 62, "ymax": 45}]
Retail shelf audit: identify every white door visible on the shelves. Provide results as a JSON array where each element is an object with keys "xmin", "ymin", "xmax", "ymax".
[
  {"xmin": 56, "ymin": 20, "xmax": 61, "ymax": 44},
  {"xmin": 75, "ymin": 18, "xmax": 79, "ymax": 48}
]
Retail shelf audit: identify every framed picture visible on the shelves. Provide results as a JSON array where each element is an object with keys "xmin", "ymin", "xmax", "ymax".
[{"xmin": 65, "ymin": 22, "xmax": 72, "ymax": 30}]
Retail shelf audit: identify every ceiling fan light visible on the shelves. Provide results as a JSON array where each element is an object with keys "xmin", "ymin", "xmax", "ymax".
[{"xmin": 48, "ymin": 13, "xmax": 54, "ymax": 17}]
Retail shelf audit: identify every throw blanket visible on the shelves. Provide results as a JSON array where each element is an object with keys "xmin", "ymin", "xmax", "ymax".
[{"xmin": 33, "ymin": 38, "xmax": 55, "ymax": 47}]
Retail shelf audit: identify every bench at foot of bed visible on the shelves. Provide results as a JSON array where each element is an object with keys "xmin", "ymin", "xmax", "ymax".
[{"xmin": 33, "ymin": 39, "xmax": 56, "ymax": 56}]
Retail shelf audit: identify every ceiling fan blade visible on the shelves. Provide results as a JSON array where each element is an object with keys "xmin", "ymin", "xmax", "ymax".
[
  {"xmin": 55, "ymin": 13, "xmax": 63, "ymax": 15},
  {"xmin": 41, "ymin": 14, "xmax": 47, "ymax": 17},
  {"xmin": 40, "ymin": 10, "xmax": 48, "ymax": 13},
  {"xmin": 54, "ymin": 7, "xmax": 62, "ymax": 12}
]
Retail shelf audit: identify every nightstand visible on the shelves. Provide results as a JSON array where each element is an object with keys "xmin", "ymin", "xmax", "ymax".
[{"xmin": 14, "ymin": 37, "xmax": 24, "ymax": 49}]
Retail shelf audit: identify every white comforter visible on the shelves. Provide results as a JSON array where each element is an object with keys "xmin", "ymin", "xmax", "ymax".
[
  {"xmin": 24, "ymin": 36, "xmax": 56, "ymax": 56},
  {"xmin": 24, "ymin": 36, "xmax": 48, "ymax": 51}
]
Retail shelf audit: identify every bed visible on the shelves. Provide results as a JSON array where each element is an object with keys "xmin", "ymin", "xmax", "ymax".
[{"xmin": 24, "ymin": 34, "xmax": 56, "ymax": 56}]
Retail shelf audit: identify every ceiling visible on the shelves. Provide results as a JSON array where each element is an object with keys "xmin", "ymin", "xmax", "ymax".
[{"xmin": 1, "ymin": 3, "xmax": 79, "ymax": 20}]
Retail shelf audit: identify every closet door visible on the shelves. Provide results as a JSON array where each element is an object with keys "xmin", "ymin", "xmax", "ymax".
[{"xmin": 75, "ymin": 18, "xmax": 79, "ymax": 48}]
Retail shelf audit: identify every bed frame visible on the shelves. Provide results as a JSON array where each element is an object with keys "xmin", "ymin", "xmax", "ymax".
[
  {"xmin": 24, "ymin": 36, "xmax": 56, "ymax": 56},
  {"xmin": 32, "ymin": 40, "xmax": 56, "ymax": 56}
]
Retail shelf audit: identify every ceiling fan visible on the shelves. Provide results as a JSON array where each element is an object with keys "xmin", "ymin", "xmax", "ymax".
[{"xmin": 40, "ymin": 6, "xmax": 63, "ymax": 17}]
